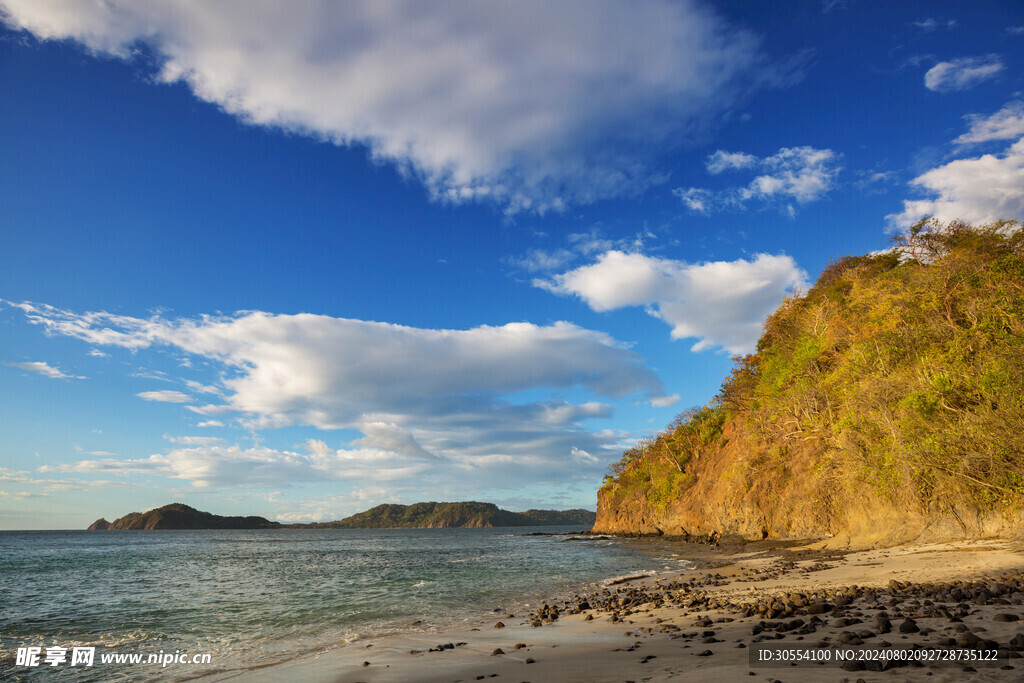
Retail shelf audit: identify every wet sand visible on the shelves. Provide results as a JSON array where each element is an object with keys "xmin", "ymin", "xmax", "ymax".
[{"xmin": 203, "ymin": 538, "xmax": 1024, "ymax": 682}]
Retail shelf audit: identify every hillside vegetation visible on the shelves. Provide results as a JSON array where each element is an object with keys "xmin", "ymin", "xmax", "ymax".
[{"xmin": 595, "ymin": 220, "xmax": 1024, "ymax": 546}]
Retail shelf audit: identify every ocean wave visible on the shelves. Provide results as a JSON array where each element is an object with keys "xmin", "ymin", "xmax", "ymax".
[{"xmin": 602, "ymin": 569, "xmax": 659, "ymax": 586}]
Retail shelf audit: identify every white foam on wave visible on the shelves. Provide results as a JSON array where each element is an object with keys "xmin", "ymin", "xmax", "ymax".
[{"xmin": 601, "ymin": 569, "xmax": 659, "ymax": 586}]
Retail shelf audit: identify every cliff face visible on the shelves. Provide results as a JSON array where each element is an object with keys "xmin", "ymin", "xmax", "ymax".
[
  {"xmin": 594, "ymin": 423, "xmax": 1021, "ymax": 546},
  {"xmin": 88, "ymin": 503, "xmax": 281, "ymax": 530},
  {"xmin": 594, "ymin": 222, "xmax": 1024, "ymax": 547}
]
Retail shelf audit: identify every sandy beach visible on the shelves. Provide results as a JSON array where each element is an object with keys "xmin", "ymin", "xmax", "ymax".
[{"xmin": 201, "ymin": 538, "xmax": 1024, "ymax": 682}]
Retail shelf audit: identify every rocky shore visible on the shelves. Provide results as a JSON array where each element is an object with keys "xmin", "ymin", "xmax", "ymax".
[{"xmin": 205, "ymin": 539, "xmax": 1024, "ymax": 682}]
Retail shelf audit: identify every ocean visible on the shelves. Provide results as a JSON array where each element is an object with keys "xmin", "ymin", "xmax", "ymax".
[{"xmin": 0, "ymin": 527, "xmax": 695, "ymax": 681}]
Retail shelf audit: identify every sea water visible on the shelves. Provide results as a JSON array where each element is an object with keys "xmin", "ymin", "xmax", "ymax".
[{"xmin": 0, "ymin": 527, "xmax": 695, "ymax": 680}]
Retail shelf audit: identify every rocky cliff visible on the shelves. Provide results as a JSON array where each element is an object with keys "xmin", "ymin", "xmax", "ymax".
[{"xmin": 594, "ymin": 221, "xmax": 1024, "ymax": 547}]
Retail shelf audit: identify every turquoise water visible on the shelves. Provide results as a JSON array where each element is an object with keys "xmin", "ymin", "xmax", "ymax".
[{"xmin": 0, "ymin": 528, "xmax": 695, "ymax": 680}]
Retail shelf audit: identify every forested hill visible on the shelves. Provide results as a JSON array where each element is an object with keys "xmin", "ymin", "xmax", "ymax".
[
  {"xmin": 89, "ymin": 502, "xmax": 595, "ymax": 529},
  {"xmin": 294, "ymin": 502, "xmax": 596, "ymax": 528},
  {"xmin": 88, "ymin": 503, "xmax": 281, "ymax": 530},
  {"xmin": 594, "ymin": 220, "xmax": 1024, "ymax": 547}
]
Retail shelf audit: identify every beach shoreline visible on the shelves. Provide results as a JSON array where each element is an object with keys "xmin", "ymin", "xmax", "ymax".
[{"xmin": 198, "ymin": 537, "xmax": 1024, "ymax": 682}]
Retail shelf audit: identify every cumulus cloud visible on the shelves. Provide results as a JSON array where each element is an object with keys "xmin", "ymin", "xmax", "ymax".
[
  {"xmin": 674, "ymin": 146, "xmax": 841, "ymax": 214},
  {"xmin": 956, "ymin": 101, "xmax": 1024, "ymax": 145},
  {"xmin": 7, "ymin": 360, "xmax": 84, "ymax": 380},
  {"xmin": 7, "ymin": 300, "xmax": 671, "ymax": 488},
  {"xmin": 924, "ymin": 55, "xmax": 1003, "ymax": 93},
  {"xmin": 136, "ymin": 390, "xmax": 194, "ymax": 403},
  {"xmin": 536, "ymin": 250, "xmax": 808, "ymax": 354},
  {"xmin": 888, "ymin": 138, "xmax": 1024, "ymax": 227},
  {"xmin": 197, "ymin": 420, "xmax": 224, "ymax": 428},
  {"xmin": 7, "ymin": 302, "xmax": 667, "ymax": 422},
  {"xmin": 0, "ymin": 0, "xmax": 792, "ymax": 213}
]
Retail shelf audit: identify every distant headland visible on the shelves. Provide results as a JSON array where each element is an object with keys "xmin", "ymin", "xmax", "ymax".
[{"xmin": 87, "ymin": 501, "xmax": 596, "ymax": 530}]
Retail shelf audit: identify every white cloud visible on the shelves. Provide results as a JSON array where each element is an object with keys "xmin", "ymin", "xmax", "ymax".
[
  {"xmin": 164, "ymin": 435, "xmax": 225, "ymax": 446},
  {"xmin": 888, "ymin": 137, "xmax": 1024, "ymax": 227},
  {"xmin": 8, "ymin": 301, "xmax": 673, "ymax": 488},
  {"xmin": 184, "ymin": 380, "xmax": 222, "ymax": 396},
  {"xmin": 536, "ymin": 250, "xmax": 808, "ymax": 354},
  {"xmin": 0, "ymin": 490, "xmax": 48, "ymax": 500},
  {"xmin": 7, "ymin": 302, "xmax": 667, "ymax": 420},
  {"xmin": 650, "ymin": 394, "xmax": 681, "ymax": 408},
  {"xmin": 706, "ymin": 150, "xmax": 758, "ymax": 174},
  {"xmin": 674, "ymin": 187, "xmax": 715, "ymax": 214},
  {"xmin": 349, "ymin": 422, "xmax": 438, "ymax": 461},
  {"xmin": 955, "ymin": 101, "xmax": 1024, "ymax": 145},
  {"xmin": 924, "ymin": 55, "xmax": 1003, "ymax": 93},
  {"xmin": 87, "ymin": 349, "xmax": 108, "ymax": 358},
  {"xmin": 136, "ymin": 390, "xmax": 194, "ymax": 403},
  {"xmin": 7, "ymin": 360, "xmax": 84, "ymax": 380},
  {"xmin": 571, "ymin": 447, "xmax": 599, "ymax": 465},
  {"xmin": 674, "ymin": 146, "xmax": 841, "ymax": 214},
  {"xmin": 1, "ymin": 467, "xmax": 134, "ymax": 492},
  {"xmin": 186, "ymin": 404, "xmax": 234, "ymax": 416},
  {"xmin": 0, "ymin": 0, "xmax": 789, "ymax": 213},
  {"xmin": 855, "ymin": 170, "xmax": 895, "ymax": 195},
  {"xmin": 507, "ymin": 248, "xmax": 575, "ymax": 274},
  {"xmin": 197, "ymin": 420, "xmax": 224, "ymax": 428},
  {"xmin": 50, "ymin": 425, "xmax": 613, "ymax": 491},
  {"xmin": 508, "ymin": 228, "xmax": 654, "ymax": 277},
  {"xmin": 911, "ymin": 18, "xmax": 956, "ymax": 32}
]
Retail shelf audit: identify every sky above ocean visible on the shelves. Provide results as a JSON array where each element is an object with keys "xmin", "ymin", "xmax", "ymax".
[{"xmin": 2, "ymin": 0, "xmax": 1023, "ymax": 528}]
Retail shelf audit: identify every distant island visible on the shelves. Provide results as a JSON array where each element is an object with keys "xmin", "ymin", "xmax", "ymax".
[
  {"xmin": 88, "ymin": 501, "xmax": 596, "ymax": 530},
  {"xmin": 294, "ymin": 502, "xmax": 596, "ymax": 528},
  {"xmin": 88, "ymin": 503, "xmax": 281, "ymax": 530}
]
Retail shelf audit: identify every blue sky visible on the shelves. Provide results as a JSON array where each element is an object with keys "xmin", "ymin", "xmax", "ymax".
[{"xmin": 2, "ymin": 1, "xmax": 1023, "ymax": 529}]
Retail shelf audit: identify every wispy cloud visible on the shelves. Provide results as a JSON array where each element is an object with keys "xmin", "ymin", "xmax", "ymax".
[
  {"xmin": 910, "ymin": 18, "xmax": 956, "ymax": 32},
  {"xmin": 674, "ymin": 146, "xmax": 841, "ymax": 215},
  {"xmin": 535, "ymin": 250, "xmax": 808, "ymax": 354},
  {"xmin": 0, "ymin": 0, "xmax": 798, "ymax": 213},
  {"xmin": 924, "ymin": 55, "xmax": 1003, "ymax": 93},
  {"xmin": 956, "ymin": 101, "xmax": 1024, "ymax": 145},
  {"xmin": 164, "ymin": 435, "xmax": 224, "ymax": 446},
  {"xmin": 136, "ymin": 390, "xmax": 194, "ymax": 403},
  {"xmin": 7, "ymin": 360, "xmax": 84, "ymax": 380}
]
